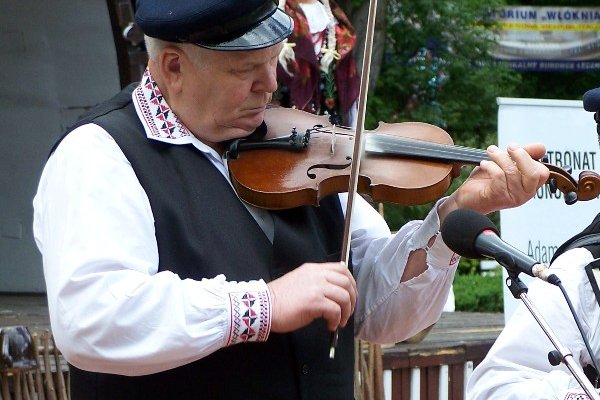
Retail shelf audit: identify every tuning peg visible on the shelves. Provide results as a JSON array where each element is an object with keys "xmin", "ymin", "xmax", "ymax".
[
  {"xmin": 548, "ymin": 178, "xmax": 557, "ymax": 194},
  {"xmin": 564, "ymin": 191, "xmax": 578, "ymax": 205}
]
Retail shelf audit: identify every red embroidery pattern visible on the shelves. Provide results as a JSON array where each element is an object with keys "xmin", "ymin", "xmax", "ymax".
[
  {"xmin": 449, "ymin": 252, "xmax": 460, "ymax": 266},
  {"xmin": 564, "ymin": 393, "xmax": 591, "ymax": 400},
  {"xmin": 133, "ymin": 69, "xmax": 192, "ymax": 140},
  {"xmin": 227, "ymin": 290, "xmax": 271, "ymax": 345}
]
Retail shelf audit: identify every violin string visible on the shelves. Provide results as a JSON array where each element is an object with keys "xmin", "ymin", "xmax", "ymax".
[
  {"xmin": 313, "ymin": 125, "xmax": 354, "ymax": 137},
  {"xmin": 366, "ymin": 134, "xmax": 487, "ymax": 164},
  {"xmin": 369, "ymin": 134, "xmax": 486, "ymax": 157},
  {"xmin": 313, "ymin": 125, "xmax": 489, "ymax": 164}
]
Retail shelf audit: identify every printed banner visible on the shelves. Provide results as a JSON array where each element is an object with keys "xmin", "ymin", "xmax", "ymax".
[
  {"xmin": 497, "ymin": 97, "xmax": 600, "ymax": 320},
  {"xmin": 490, "ymin": 7, "xmax": 600, "ymax": 71}
]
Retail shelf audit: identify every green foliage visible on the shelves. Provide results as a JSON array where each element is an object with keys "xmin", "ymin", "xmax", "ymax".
[
  {"xmin": 453, "ymin": 268, "xmax": 503, "ymax": 312},
  {"xmin": 505, "ymin": 0, "xmax": 600, "ymax": 6},
  {"xmin": 380, "ymin": 165, "xmax": 473, "ymax": 231},
  {"xmin": 368, "ymin": 0, "xmax": 517, "ymax": 142},
  {"xmin": 514, "ymin": 72, "xmax": 600, "ymax": 102},
  {"xmin": 369, "ymin": 0, "xmax": 599, "ymax": 251},
  {"xmin": 367, "ymin": 0, "xmax": 522, "ymax": 233},
  {"xmin": 457, "ymin": 257, "xmax": 479, "ymax": 275},
  {"xmin": 362, "ymin": 0, "xmax": 600, "ymax": 313}
]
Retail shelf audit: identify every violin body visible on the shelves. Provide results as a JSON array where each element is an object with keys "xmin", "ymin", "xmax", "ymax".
[
  {"xmin": 227, "ymin": 107, "xmax": 598, "ymax": 210},
  {"xmin": 228, "ymin": 108, "xmax": 457, "ymax": 209}
]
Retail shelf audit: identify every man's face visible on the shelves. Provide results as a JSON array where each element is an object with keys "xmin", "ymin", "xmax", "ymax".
[{"xmin": 176, "ymin": 43, "xmax": 282, "ymax": 146}]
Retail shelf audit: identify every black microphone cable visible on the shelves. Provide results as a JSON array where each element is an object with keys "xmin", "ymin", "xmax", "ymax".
[
  {"xmin": 552, "ymin": 274, "xmax": 600, "ymax": 388},
  {"xmin": 441, "ymin": 208, "xmax": 600, "ymax": 385}
]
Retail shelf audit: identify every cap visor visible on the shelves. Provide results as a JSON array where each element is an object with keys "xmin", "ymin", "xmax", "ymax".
[{"xmin": 196, "ymin": 8, "xmax": 293, "ymax": 51}]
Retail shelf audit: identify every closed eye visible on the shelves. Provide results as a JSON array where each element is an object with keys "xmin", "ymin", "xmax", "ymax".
[{"xmin": 232, "ymin": 68, "xmax": 254, "ymax": 78}]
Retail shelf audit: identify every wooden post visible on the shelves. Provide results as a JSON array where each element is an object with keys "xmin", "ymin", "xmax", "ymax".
[
  {"xmin": 354, "ymin": 339, "xmax": 362, "ymax": 400},
  {"xmin": 13, "ymin": 373, "xmax": 21, "ymax": 400},
  {"xmin": 373, "ymin": 343, "xmax": 384, "ymax": 400},
  {"xmin": 41, "ymin": 332, "xmax": 57, "ymax": 400},
  {"xmin": 1, "ymin": 372, "xmax": 11, "ymax": 400},
  {"xmin": 50, "ymin": 335, "xmax": 67, "ymax": 400},
  {"xmin": 26, "ymin": 374, "xmax": 35, "ymax": 400},
  {"xmin": 31, "ymin": 333, "xmax": 45, "ymax": 400}
]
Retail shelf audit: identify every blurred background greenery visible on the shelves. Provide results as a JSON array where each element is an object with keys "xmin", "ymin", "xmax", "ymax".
[{"xmin": 337, "ymin": 0, "xmax": 600, "ymax": 311}]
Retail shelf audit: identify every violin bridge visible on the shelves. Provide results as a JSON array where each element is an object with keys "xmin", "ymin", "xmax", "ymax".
[{"xmin": 330, "ymin": 124, "xmax": 337, "ymax": 154}]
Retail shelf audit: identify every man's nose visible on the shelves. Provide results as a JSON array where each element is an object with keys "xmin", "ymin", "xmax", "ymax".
[{"xmin": 254, "ymin": 65, "xmax": 278, "ymax": 94}]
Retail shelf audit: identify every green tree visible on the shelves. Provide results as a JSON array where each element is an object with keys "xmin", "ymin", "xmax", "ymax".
[
  {"xmin": 341, "ymin": 0, "xmax": 600, "ymax": 274},
  {"xmin": 367, "ymin": 0, "xmax": 521, "ymax": 233}
]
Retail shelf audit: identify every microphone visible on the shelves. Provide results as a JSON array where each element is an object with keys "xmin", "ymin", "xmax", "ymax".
[
  {"xmin": 583, "ymin": 87, "xmax": 600, "ymax": 112},
  {"xmin": 440, "ymin": 208, "xmax": 558, "ymax": 284}
]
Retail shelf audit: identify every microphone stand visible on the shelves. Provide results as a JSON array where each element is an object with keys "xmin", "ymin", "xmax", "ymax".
[{"xmin": 505, "ymin": 269, "xmax": 600, "ymax": 399}]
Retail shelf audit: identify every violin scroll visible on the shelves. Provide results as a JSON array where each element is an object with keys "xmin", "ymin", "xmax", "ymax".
[
  {"xmin": 576, "ymin": 170, "xmax": 600, "ymax": 202},
  {"xmin": 545, "ymin": 164, "xmax": 600, "ymax": 204}
]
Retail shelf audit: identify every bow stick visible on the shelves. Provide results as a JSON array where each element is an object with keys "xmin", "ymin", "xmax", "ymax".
[{"xmin": 329, "ymin": 0, "xmax": 379, "ymax": 359}]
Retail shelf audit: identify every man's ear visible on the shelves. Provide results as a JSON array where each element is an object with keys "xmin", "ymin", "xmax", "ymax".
[{"xmin": 158, "ymin": 46, "xmax": 186, "ymax": 93}]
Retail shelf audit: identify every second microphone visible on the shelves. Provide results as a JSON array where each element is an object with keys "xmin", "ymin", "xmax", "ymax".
[{"xmin": 440, "ymin": 208, "xmax": 559, "ymax": 284}]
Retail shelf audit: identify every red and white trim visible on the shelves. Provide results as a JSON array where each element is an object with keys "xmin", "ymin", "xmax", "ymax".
[
  {"xmin": 226, "ymin": 289, "xmax": 271, "ymax": 345},
  {"xmin": 132, "ymin": 68, "xmax": 193, "ymax": 143}
]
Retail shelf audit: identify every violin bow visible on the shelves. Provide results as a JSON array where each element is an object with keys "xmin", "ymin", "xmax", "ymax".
[{"xmin": 329, "ymin": 0, "xmax": 379, "ymax": 359}]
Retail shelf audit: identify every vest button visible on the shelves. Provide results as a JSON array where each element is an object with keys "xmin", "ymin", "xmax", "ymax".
[{"xmin": 301, "ymin": 364, "xmax": 310, "ymax": 375}]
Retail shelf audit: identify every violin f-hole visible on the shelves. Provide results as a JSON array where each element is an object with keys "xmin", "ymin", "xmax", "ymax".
[{"xmin": 307, "ymin": 159, "xmax": 352, "ymax": 179}]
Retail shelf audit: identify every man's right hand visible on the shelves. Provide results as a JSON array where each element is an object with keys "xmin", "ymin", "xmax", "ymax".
[{"xmin": 267, "ymin": 262, "xmax": 357, "ymax": 333}]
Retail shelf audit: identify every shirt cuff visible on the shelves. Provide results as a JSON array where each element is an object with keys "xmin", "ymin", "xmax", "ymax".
[
  {"xmin": 224, "ymin": 280, "xmax": 272, "ymax": 346},
  {"xmin": 414, "ymin": 197, "xmax": 460, "ymax": 269},
  {"xmin": 427, "ymin": 231, "xmax": 461, "ymax": 269}
]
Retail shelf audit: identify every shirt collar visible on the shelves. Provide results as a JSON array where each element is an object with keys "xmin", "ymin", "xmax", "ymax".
[{"xmin": 132, "ymin": 68, "xmax": 218, "ymax": 158}]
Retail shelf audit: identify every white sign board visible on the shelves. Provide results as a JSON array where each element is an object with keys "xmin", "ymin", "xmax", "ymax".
[{"xmin": 498, "ymin": 97, "xmax": 600, "ymax": 321}]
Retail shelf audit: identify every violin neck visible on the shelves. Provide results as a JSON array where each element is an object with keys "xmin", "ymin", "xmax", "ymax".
[{"xmin": 365, "ymin": 134, "xmax": 487, "ymax": 165}]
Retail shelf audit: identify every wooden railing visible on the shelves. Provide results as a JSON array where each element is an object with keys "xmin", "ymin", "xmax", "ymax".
[
  {"xmin": 0, "ymin": 310, "xmax": 501, "ymax": 400},
  {"xmin": 356, "ymin": 310, "xmax": 500, "ymax": 400},
  {"xmin": 0, "ymin": 330, "xmax": 69, "ymax": 400},
  {"xmin": 1, "ymin": 336, "xmax": 492, "ymax": 400},
  {"xmin": 382, "ymin": 341, "xmax": 494, "ymax": 400}
]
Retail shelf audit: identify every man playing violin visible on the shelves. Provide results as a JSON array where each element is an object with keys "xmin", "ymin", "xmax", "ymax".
[{"xmin": 32, "ymin": 0, "xmax": 549, "ymax": 398}]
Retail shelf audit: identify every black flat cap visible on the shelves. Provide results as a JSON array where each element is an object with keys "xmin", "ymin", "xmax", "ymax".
[{"xmin": 135, "ymin": 0, "xmax": 293, "ymax": 51}]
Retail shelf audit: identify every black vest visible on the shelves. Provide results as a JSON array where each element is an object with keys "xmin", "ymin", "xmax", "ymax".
[
  {"xmin": 551, "ymin": 212, "xmax": 600, "ymax": 263},
  {"xmin": 55, "ymin": 85, "xmax": 355, "ymax": 399}
]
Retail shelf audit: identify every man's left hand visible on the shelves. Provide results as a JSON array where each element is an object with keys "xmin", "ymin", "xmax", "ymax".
[{"xmin": 441, "ymin": 142, "xmax": 549, "ymax": 218}]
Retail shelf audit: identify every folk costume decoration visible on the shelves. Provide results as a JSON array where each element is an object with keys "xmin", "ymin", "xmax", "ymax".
[{"xmin": 276, "ymin": 0, "xmax": 359, "ymax": 127}]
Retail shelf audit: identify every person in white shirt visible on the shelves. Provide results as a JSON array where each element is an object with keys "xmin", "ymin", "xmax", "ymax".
[
  {"xmin": 32, "ymin": 0, "xmax": 549, "ymax": 398},
  {"xmin": 467, "ymin": 213, "xmax": 600, "ymax": 400}
]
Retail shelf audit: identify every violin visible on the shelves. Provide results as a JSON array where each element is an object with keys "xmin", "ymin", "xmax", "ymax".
[{"xmin": 227, "ymin": 107, "xmax": 600, "ymax": 209}]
